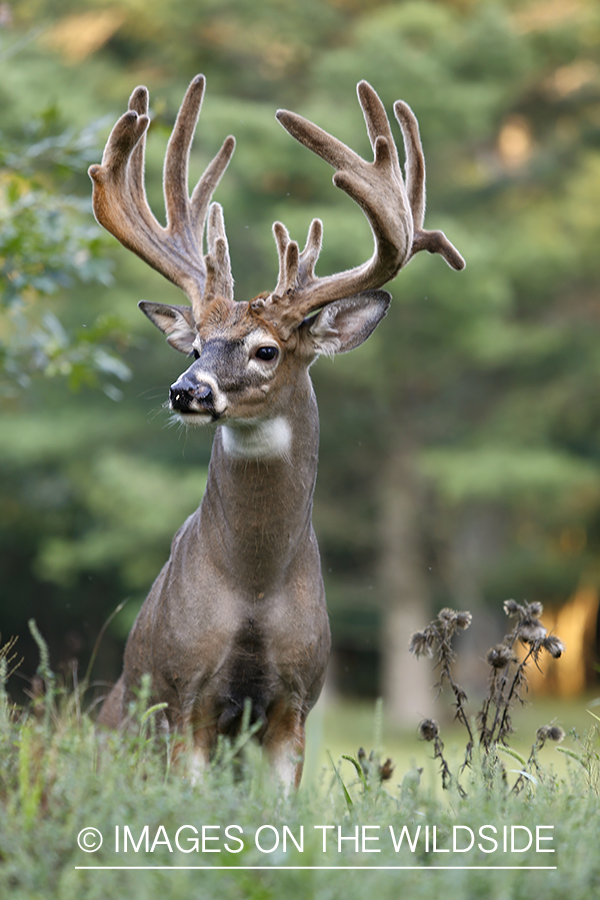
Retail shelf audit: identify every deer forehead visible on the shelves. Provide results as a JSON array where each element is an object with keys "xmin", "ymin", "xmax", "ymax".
[{"xmin": 196, "ymin": 301, "xmax": 282, "ymax": 349}]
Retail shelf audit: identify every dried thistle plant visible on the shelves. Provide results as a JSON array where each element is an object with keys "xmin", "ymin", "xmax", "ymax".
[
  {"xmin": 479, "ymin": 600, "xmax": 565, "ymax": 752},
  {"xmin": 410, "ymin": 607, "xmax": 474, "ymax": 775},
  {"xmin": 357, "ymin": 747, "xmax": 395, "ymax": 782},
  {"xmin": 417, "ymin": 718, "xmax": 459, "ymax": 794},
  {"xmin": 410, "ymin": 600, "xmax": 566, "ymax": 793},
  {"xmin": 511, "ymin": 723, "xmax": 565, "ymax": 794}
]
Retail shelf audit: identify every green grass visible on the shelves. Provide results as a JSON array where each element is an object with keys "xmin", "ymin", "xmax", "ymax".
[
  {"xmin": 1, "ymin": 669, "xmax": 599, "ymax": 900},
  {"xmin": 310, "ymin": 691, "xmax": 600, "ymax": 793}
]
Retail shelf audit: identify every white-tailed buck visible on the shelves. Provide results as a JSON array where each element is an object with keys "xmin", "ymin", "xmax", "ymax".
[{"xmin": 89, "ymin": 75, "xmax": 464, "ymax": 788}]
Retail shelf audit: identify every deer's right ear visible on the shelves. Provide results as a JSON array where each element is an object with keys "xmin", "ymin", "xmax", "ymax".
[{"xmin": 138, "ymin": 301, "xmax": 197, "ymax": 354}]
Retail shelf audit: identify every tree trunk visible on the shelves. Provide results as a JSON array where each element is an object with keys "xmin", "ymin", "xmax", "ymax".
[{"xmin": 379, "ymin": 447, "xmax": 434, "ymax": 727}]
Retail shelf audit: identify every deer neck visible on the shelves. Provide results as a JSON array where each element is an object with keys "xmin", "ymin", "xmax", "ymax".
[{"xmin": 197, "ymin": 377, "xmax": 320, "ymax": 590}]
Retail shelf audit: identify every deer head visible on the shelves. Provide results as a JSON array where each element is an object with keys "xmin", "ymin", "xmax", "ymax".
[{"xmin": 89, "ymin": 75, "xmax": 463, "ymax": 439}]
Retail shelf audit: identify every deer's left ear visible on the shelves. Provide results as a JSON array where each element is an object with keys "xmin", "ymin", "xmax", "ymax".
[
  {"xmin": 138, "ymin": 301, "xmax": 197, "ymax": 354},
  {"xmin": 302, "ymin": 290, "xmax": 391, "ymax": 356}
]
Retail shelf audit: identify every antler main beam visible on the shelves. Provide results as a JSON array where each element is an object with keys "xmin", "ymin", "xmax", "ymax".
[
  {"xmin": 88, "ymin": 75, "xmax": 235, "ymax": 317},
  {"xmin": 260, "ymin": 81, "xmax": 465, "ymax": 336}
]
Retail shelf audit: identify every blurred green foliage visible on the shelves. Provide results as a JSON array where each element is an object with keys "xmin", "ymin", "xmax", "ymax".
[
  {"xmin": 0, "ymin": 110, "xmax": 129, "ymax": 395},
  {"xmin": 1, "ymin": 0, "xmax": 600, "ymax": 696}
]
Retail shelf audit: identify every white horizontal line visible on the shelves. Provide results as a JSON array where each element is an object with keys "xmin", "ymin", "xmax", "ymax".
[{"xmin": 75, "ymin": 865, "xmax": 557, "ymax": 871}]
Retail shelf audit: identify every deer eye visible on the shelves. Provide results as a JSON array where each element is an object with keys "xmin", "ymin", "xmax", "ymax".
[{"xmin": 254, "ymin": 346, "xmax": 279, "ymax": 362}]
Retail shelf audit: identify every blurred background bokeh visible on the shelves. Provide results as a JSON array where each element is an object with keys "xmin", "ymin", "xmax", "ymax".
[{"xmin": 1, "ymin": 0, "xmax": 599, "ymax": 726}]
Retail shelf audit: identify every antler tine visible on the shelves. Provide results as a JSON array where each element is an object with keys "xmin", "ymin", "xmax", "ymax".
[
  {"xmin": 393, "ymin": 99, "xmax": 425, "ymax": 230},
  {"xmin": 394, "ymin": 100, "xmax": 465, "ymax": 271},
  {"xmin": 204, "ymin": 202, "xmax": 234, "ymax": 302},
  {"xmin": 265, "ymin": 81, "xmax": 464, "ymax": 335},
  {"xmin": 271, "ymin": 217, "xmax": 324, "ymax": 301},
  {"xmin": 89, "ymin": 75, "xmax": 236, "ymax": 317},
  {"xmin": 272, "ymin": 222, "xmax": 293, "ymax": 296},
  {"xmin": 163, "ymin": 75, "xmax": 205, "ymax": 233},
  {"xmin": 299, "ymin": 218, "xmax": 323, "ymax": 282},
  {"xmin": 357, "ymin": 81, "xmax": 404, "ymax": 187},
  {"xmin": 190, "ymin": 136, "xmax": 236, "ymax": 239},
  {"xmin": 126, "ymin": 85, "xmax": 153, "ymax": 222}
]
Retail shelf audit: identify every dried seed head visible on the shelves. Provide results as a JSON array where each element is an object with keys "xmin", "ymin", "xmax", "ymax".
[
  {"xmin": 436, "ymin": 608, "xmax": 472, "ymax": 636},
  {"xmin": 536, "ymin": 725, "xmax": 550, "ymax": 742},
  {"xmin": 379, "ymin": 758, "xmax": 395, "ymax": 781},
  {"xmin": 487, "ymin": 644, "xmax": 514, "ymax": 668},
  {"xmin": 438, "ymin": 608, "xmax": 457, "ymax": 624},
  {"xmin": 456, "ymin": 611, "xmax": 473, "ymax": 630},
  {"xmin": 528, "ymin": 601, "xmax": 544, "ymax": 618},
  {"xmin": 418, "ymin": 718, "xmax": 439, "ymax": 741},
  {"xmin": 536, "ymin": 723, "xmax": 565, "ymax": 746},
  {"xmin": 542, "ymin": 635, "xmax": 565, "ymax": 658},
  {"xmin": 503, "ymin": 599, "xmax": 520, "ymax": 616},
  {"xmin": 519, "ymin": 618, "xmax": 547, "ymax": 644},
  {"xmin": 409, "ymin": 631, "xmax": 433, "ymax": 658}
]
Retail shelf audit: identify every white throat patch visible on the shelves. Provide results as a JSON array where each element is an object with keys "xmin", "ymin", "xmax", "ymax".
[{"xmin": 221, "ymin": 416, "xmax": 292, "ymax": 460}]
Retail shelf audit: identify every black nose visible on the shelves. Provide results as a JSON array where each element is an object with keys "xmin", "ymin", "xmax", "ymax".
[{"xmin": 169, "ymin": 379, "xmax": 214, "ymax": 412}]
